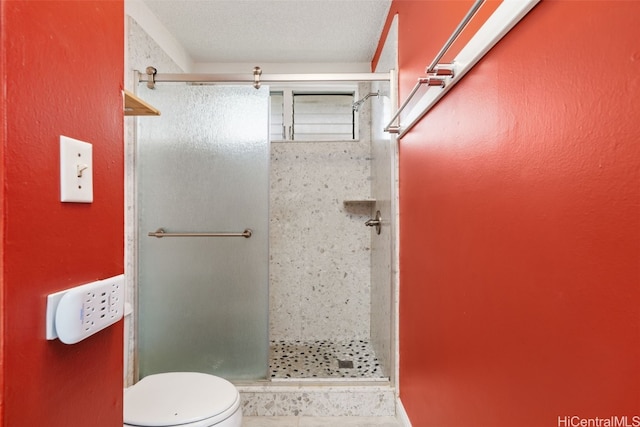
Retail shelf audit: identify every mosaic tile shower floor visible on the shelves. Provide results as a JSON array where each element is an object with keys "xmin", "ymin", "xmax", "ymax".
[{"xmin": 269, "ymin": 340, "xmax": 386, "ymax": 379}]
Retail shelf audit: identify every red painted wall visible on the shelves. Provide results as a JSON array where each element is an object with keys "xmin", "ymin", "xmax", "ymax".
[
  {"xmin": 377, "ymin": 1, "xmax": 640, "ymax": 425},
  {"xmin": 1, "ymin": 1, "xmax": 124, "ymax": 425}
]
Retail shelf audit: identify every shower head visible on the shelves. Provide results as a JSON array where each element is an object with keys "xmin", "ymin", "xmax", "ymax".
[{"xmin": 352, "ymin": 91, "xmax": 380, "ymax": 112}]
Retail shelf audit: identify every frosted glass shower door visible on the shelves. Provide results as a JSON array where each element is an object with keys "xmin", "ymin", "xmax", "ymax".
[{"xmin": 137, "ymin": 85, "xmax": 269, "ymax": 380}]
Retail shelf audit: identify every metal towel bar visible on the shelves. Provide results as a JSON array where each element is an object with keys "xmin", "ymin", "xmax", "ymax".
[
  {"xmin": 148, "ymin": 228, "xmax": 252, "ymax": 238},
  {"xmin": 384, "ymin": 0, "xmax": 485, "ymax": 134}
]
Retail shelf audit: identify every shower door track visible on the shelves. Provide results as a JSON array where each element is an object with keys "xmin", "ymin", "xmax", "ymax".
[{"xmin": 138, "ymin": 66, "xmax": 392, "ymax": 89}]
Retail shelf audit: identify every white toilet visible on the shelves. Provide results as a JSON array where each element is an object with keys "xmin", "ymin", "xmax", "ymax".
[
  {"xmin": 123, "ymin": 371, "xmax": 242, "ymax": 427},
  {"xmin": 123, "ymin": 308, "xmax": 242, "ymax": 427}
]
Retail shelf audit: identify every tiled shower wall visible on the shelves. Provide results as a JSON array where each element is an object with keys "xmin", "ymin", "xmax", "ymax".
[
  {"xmin": 370, "ymin": 16, "xmax": 399, "ymax": 384},
  {"xmin": 269, "ymin": 106, "xmax": 373, "ymax": 341},
  {"xmin": 369, "ymin": 82, "xmax": 395, "ymax": 381}
]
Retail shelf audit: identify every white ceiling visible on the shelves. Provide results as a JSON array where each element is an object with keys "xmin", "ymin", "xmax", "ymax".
[{"xmin": 141, "ymin": 0, "xmax": 392, "ymax": 65}]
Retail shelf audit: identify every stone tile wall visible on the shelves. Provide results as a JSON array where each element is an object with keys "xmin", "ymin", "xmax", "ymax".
[{"xmin": 269, "ymin": 137, "xmax": 372, "ymax": 341}]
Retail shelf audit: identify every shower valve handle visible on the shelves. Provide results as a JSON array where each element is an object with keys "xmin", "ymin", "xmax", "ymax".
[{"xmin": 365, "ymin": 210, "xmax": 382, "ymax": 235}]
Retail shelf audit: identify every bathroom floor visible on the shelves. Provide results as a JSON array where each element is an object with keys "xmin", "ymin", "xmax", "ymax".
[
  {"xmin": 243, "ymin": 416, "xmax": 402, "ymax": 426},
  {"xmin": 269, "ymin": 340, "xmax": 386, "ymax": 379}
]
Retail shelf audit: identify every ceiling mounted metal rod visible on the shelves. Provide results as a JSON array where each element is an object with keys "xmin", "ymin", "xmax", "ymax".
[{"xmin": 141, "ymin": 67, "xmax": 391, "ymax": 89}]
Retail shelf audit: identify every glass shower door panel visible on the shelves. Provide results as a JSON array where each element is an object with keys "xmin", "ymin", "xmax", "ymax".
[{"xmin": 137, "ymin": 85, "xmax": 269, "ymax": 380}]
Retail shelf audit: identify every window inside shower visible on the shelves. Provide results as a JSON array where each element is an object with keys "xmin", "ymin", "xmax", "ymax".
[{"xmin": 269, "ymin": 87, "xmax": 360, "ymax": 142}]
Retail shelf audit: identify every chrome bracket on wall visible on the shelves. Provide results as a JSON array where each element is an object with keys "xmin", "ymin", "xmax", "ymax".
[
  {"xmin": 365, "ymin": 210, "xmax": 382, "ymax": 235},
  {"xmin": 146, "ymin": 66, "xmax": 157, "ymax": 89},
  {"xmin": 253, "ymin": 66, "xmax": 262, "ymax": 89}
]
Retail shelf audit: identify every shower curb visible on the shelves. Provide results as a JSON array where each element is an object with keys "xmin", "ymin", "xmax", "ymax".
[{"xmin": 237, "ymin": 382, "xmax": 396, "ymax": 417}]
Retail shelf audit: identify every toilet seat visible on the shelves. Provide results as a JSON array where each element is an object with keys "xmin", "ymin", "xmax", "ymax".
[{"xmin": 124, "ymin": 372, "xmax": 240, "ymax": 427}]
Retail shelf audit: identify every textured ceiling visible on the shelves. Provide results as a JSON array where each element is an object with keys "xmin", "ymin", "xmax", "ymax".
[{"xmin": 142, "ymin": 0, "xmax": 392, "ymax": 64}]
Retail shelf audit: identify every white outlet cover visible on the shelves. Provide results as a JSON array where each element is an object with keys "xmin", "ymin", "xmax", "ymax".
[
  {"xmin": 51, "ymin": 274, "xmax": 124, "ymax": 344},
  {"xmin": 60, "ymin": 135, "xmax": 93, "ymax": 203}
]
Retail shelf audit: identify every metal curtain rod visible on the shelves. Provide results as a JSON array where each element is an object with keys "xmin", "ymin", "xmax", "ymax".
[
  {"xmin": 385, "ymin": 0, "xmax": 485, "ymax": 133},
  {"xmin": 142, "ymin": 66, "xmax": 391, "ymax": 89}
]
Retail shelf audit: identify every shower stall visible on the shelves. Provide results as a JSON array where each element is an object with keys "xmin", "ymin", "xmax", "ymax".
[
  {"xmin": 125, "ymin": 10, "xmax": 399, "ymax": 413},
  {"xmin": 132, "ymin": 72, "xmax": 395, "ymax": 386}
]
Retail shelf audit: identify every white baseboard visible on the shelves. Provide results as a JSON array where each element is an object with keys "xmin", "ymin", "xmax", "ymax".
[{"xmin": 396, "ymin": 397, "xmax": 412, "ymax": 427}]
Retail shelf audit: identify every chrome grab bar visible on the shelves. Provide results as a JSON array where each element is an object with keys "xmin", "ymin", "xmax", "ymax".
[{"xmin": 148, "ymin": 228, "xmax": 252, "ymax": 239}]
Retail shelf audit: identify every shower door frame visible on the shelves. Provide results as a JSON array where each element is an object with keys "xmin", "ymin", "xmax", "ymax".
[{"xmin": 124, "ymin": 70, "xmax": 396, "ymax": 386}]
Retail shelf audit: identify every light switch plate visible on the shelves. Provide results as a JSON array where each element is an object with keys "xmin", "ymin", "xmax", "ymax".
[{"xmin": 60, "ymin": 135, "xmax": 93, "ymax": 203}]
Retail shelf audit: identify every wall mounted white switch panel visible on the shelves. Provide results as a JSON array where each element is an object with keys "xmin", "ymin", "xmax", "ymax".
[
  {"xmin": 60, "ymin": 135, "xmax": 93, "ymax": 203},
  {"xmin": 47, "ymin": 274, "xmax": 124, "ymax": 344}
]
